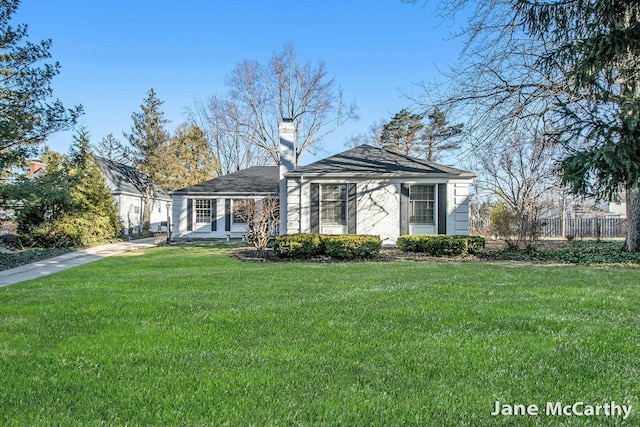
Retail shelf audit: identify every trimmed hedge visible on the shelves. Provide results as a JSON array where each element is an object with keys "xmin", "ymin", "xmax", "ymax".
[
  {"xmin": 323, "ymin": 235, "xmax": 382, "ymax": 260},
  {"xmin": 273, "ymin": 233, "xmax": 324, "ymax": 259},
  {"xmin": 274, "ymin": 234, "xmax": 381, "ymax": 260},
  {"xmin": 397, "ymin": 235, "xmax": 485, "ymax": 256}
]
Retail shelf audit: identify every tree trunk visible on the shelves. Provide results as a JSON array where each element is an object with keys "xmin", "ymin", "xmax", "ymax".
[
  {"xmin": 625, "ymin": 186, "xmax": 640, "ymax": 252},
  {"xmin": 142, "ymin": 187, "xmax": 152, "ymax": 232}
]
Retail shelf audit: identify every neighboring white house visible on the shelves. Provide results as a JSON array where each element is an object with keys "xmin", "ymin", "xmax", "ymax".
[
  {"xmin": 97, "ymin": 158, "xmax": 172, "ymax": 234},
  {"xmin": 170, "ymin": 120, "xmax": 476, "ymax": 245}
]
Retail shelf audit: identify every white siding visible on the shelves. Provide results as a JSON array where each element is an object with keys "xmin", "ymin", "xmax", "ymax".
[
  {"xmin": 356, "ymin": 181, "xmax": 400, "ymax": 244},
  {"xmin": 288, "ymin": 177, "xmax": 474, "ymax": 245},
  {"xmin": 447, "ymin": 182, "xmax": 471, "ymax": 235},
  {"xmin": 286, "ymin": 179, "xmax": 302, "ymax": 234},
  {"xmin": 116, "ymin": 194, "xmax": 144, "ymax": 234},
  {"xmin": 149, "ymin": 198, "xmax": 170, "ymax": 233},
  {"xmin": 115, "ymin": 194, "xmax": 169, "ymax": 234},
  {"xmin": 171, "ymin": 195, "xmax": 274, "ymax": 240},
  {"xmin": 172, "ymin": 195, "xmax": 185, "ymax": 237}
]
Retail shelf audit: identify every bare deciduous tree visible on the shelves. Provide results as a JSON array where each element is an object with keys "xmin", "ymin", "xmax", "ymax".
[
  {"xmin": 232, "ymin": 197, "xmax": 279, "ymax": 251},
  {"xmin": 188, "ymin": 95, "xmax": 269, "ymax": 175},
  {"xmin": 344, "ymin": 119, "xmax": 385, "ymax": 148},
  {"xmin": 475, "ymin": 126, "xmax": 563, "ymax": 248},
  {"xmin": 193, "ymin": 44, "xmax": 357, "ymax": 167}
]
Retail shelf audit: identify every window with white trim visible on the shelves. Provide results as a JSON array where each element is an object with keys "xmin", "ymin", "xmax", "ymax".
[
  {"xmin": 321, "ymin": 184, "xmax": 347, "ymax": 225},
  {"xmin": 195, "ymin": 199, "xmax": 212, "ymax": 224},
  {"xmin": 410, "ymin": 185, "xmax": 435, "ymax": 224}
]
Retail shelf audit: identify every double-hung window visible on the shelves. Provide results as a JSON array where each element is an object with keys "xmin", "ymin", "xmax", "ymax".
[
  {"xmin": 321, "ymin": 184, "xmax": 347, "ymax": 225},
  {"xmin": 195, "ymin": 199, "xmax": 212, "ymax": 224},
  {"xmin": 409, "ymin": 185, "xmax": 435, "ymax": 224}
]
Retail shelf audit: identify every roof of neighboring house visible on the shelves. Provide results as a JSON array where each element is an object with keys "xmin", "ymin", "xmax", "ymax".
[
  {"xmin": 171, "ymin": 166, "xmax": 280, "ymax": 195},
  {"xmin": 97, "ymin": 157, "xmax": 171, "ymax": 200},
  {"xmin": 286, "ymin": 145, "xmax": 475, "ymax": 178}
]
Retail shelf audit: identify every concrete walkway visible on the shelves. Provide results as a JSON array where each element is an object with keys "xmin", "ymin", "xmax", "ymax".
[{"xmin": 0, "ymin": 238, "xmax": 158, "ymax": 288}]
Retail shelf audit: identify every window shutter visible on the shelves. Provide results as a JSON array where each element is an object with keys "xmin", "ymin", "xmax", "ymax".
[
  {"xmin": 438, "ymin": 183, "xmax": 447, "ymax": 235},
  {"xmin": 310, "ymin": 183, "xmax": 320, "ymax": 233},
  {"xmin": 186, "ymin": 199, "xmax": 193, "ymax": 231},
  {"xmin": 225, "ymin": 199, "xmax": 231, "ymax": 232},
  {"xmin": 348, "ymin": 183, "xmax": 357, "ymax": 234},
  {"xmin": 211, "ymin": 199, "xmax": 217, "ymax": 231},
  {"xmin": 400, "ymin": 184, "xmax": 409, "ymax": 235}
]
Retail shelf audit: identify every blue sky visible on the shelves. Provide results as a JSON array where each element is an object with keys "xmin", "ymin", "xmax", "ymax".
[{"xmin": 16, "ymin": 0, "xmax": 464, "ymax": 165}]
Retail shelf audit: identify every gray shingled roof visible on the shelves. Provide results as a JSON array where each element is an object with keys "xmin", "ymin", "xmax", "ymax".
[
  {"xmin": 97, "ymin": 157, "xmax": 171, "ymax": 200},
  {"xmin": 171, "ymin": 166, "xmax": 279, "ymax": 195},
  {"xmin": 170, "ymin": 146, "xmax": 473, "ymax": 195},
  {"xmin": 287, "ymin": 145, "xmax": 475, "ymax": 177}
]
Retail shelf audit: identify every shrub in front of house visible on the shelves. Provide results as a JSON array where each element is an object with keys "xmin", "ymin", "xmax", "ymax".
[
  {"xmin": 397, "ymin": 235, "xmax": 485, "ymax": 256},
  {"xmin": 273, "ymin": 233, "xmax": 324, "ymax": 259},
  {"xmin": 28, "ymin": 214, "xmax": 119, "ymax": 248},
  {"xmin": 274, "ymin": 234, "xmax": 382, "ymax": 260},
  {"xmin": 322, "ymin": 235, "xmax": 382, "ymax": 260}
]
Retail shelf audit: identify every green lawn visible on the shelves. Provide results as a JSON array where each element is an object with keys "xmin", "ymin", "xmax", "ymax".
[{"xmin": 1, "ymin": 245, "xmax": 639, "ymax": 426}]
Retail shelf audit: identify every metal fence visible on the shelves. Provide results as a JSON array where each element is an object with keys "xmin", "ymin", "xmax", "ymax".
[{"xmin": 470, "ymin": 217, "xmax": 627, "ymax": 239}]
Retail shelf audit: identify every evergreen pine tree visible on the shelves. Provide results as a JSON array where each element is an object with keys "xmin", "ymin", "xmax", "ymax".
[
  {"xmin": 124, "ymin": 88, "xmax": 171, "ymax": 230},
  {"xmin": 94, "ymin": 133, "xmax": 130, "ymax": 164},
  {"xmin": 379, "ymin": 109, "xmax": 425, "ymax": 156},
  {"xmin": 422, "ymin": 107, "xmax": 463, "ymax": 161},
  {"xmin": 5, "ymin": 128, "xmax": 121, "ymax": 247},
  {"xmin": 0, "ymin": 0, "xmax": 82, "ymax": 173},
  {"xmin": 67, "ymin": 128, "xmax": 120, "ymax": 229}
]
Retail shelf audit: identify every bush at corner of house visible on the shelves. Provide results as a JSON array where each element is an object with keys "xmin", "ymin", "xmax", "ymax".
[
  {"xmin": 273, "ymin": 233, "xmax": 324, "ymax": 258},
  {"xmin": 322, "ymin": 235, "xmax": 382, "ymax": 260},
  {"xmin": 396, "ymin": 234, "xmax": 485, "ymax": 256}
]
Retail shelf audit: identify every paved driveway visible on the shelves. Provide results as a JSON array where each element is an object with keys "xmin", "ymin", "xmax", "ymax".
[{"xmin": 0, "ymin": 238, "xmax": 157, "ymax": 287}]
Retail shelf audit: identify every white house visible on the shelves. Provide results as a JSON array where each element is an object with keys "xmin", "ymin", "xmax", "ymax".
[
  {"xmin": 171, "ymin": 166, "xmax": 279, "ymax": 239},
  {"xmin": 170, "ymin": 120, "xmax": 475, "ymax": 245},
  {"xmin": 97, "ymin": 158, "xmax": 172, "ymax": 234}
]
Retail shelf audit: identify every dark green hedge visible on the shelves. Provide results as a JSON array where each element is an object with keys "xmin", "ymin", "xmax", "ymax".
[
  {"xmin": 323, "ymin": 235, "xmax": 382, "ymax": 260},
  {"xmin": 396, "ymin": 235, "xmax": 485, "ymax": 256},
  {"xmin": 0, "ymin": 247, "xmax": 73, "ymax": 271},
  {"xmin": 274, "ymin": 234, "xmax": 381, "ymax": 260},
  {"xmin": 273, "ymin": 233, "xmax": 324, "ymax": 259}
]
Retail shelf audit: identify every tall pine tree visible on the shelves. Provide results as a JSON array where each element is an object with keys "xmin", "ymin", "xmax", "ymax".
[
  {"xmin": 0, "ymin": 0, "xmax": 81, "ymax": 173},
  {"xmin": 124, "ymin": 88, "xmax": 170, "ymax": 231},
  {"xmin": 94, "ymin": 133, "xmax": 130, "ymax": 164},
  {"xmin": 66, "ymin": 127, "xmax": 120, "ymax": 235},
  {"xmin": 422, "ymin": 107, "xmax": 463, "ymax": 161},
  {"xmin": 379, "ymin": 109, "xmax": 425, "ymax": 156}
]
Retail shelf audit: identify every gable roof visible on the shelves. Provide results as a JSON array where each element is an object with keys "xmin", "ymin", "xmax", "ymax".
[
  {"xmin": 286, "ymin": 145, "xmax": 475, "ymax": 178},
  {"xmin": 171, "ymin": 166, "xmax": 279, "ymax": 195},
  {"xmin": 97, "ymin": 157, "xmax": 171, "ymax": 200}
]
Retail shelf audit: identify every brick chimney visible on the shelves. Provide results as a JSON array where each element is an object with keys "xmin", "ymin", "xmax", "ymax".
[
  {"xmin": 29, "ymin": 160, "xmax": 47, "ymax": 178},
  {"xmin": 279, "ymin": 119, "xmax": 296, "ymax": 235}
]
